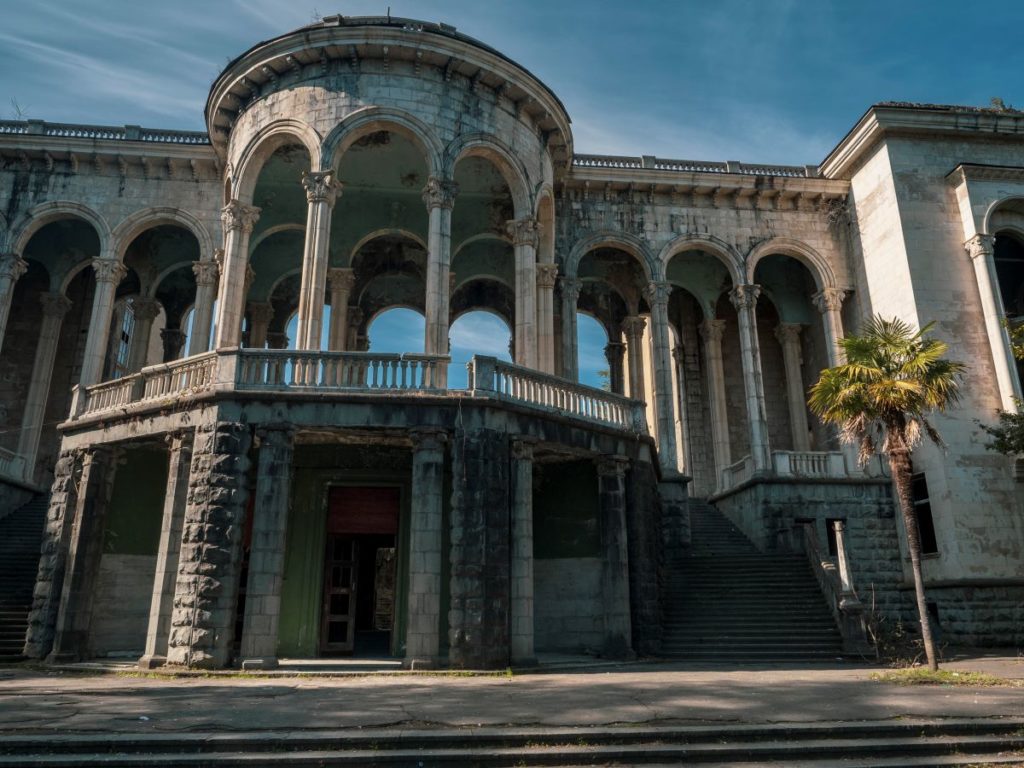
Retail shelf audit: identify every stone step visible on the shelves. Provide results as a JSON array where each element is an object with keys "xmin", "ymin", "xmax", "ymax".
[{"xmin": 2, "ymin": 722, "xmax": 1022, "ymax": 766}]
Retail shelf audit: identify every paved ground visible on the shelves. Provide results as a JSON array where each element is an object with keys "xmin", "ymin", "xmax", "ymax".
[{"xmin": 0, "ymin": 651, "xmax": 1022, "ymax": 735}]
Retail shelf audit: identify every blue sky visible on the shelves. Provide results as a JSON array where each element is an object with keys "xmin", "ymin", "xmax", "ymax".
[{"xmin": 3, "ymin": 1, "xmax": 1023, "ymax": 165}]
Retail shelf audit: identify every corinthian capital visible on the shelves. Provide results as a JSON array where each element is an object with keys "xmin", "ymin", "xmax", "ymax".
[
  {"xmin": 327, "ymin": 267, "xmax": 356, "ymax": 294},
  {"xmin": 131, "ymin": 297, "xmax": 162, "ymax": 322},
  {"xmin": 192, "ymin": 259, "xmax": 220, "ymax": 287},
  {"xmin": 91, "ymin": 258, "xmax": 127, "ymax": 285},
  {"xmin": 644, "ymin": 281, "xmax": 672, "ymax": 309},
  {"xmin": 812, "ymin": 287, "xmax": 846, "ymax": 314},
  {"xmin": 506, "ymin": 217, "xmax": 540, "ymax": 248},
  {"xmin": 559, "ymin": 276, "xmax": 581, "ymax": 303},
  {"xmin": 302, "ymin": 170, "xmax": 342, "ymax": 206},
  {"xmin": 699, "ymin": 318, "xmax": 726, "ymax": 344},
  {"xmin": 221, "ymin": 200, "xmax": 261, "ymax": 234},
  {"xmin": 729, "ymin": 284, "xmax": 761, "ymax": 311},
  {"xmin": 421, "ymin": 176, "xmax": 459, "ymax": 210},
  {"xmin": 536, "ymin": 263, "xmax": 558, "ymax": 290},
  {"xmin": 622, "ymin": 315, "xmax": 647, "ymax": 337},
  {"xmin": 775, "ymin": 322, "xmax": 804, "ymax": 346},
  {"xmin": 965, "ymin": 233, "xmax": 995, "ymax": 260},
  {"xmin": 39, "ymin": 292, "xmax": 72, "ymax": 318},
  {"xmin": 0, "ymin": 253, "xmax": 28, "ymax": 282}
]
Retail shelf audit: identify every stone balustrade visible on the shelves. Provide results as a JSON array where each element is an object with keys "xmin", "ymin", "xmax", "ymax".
[
  {"xmin": 573, "ymin": 153, "xmax": 816, "ymax": 178},
  {"xmin": 232, "ymin": 350, "xmax": 448, "ymax": 391},
  {"xmin": 468, "ymin": 356, "xmax": 647, "ymax": 433},
  {"xmin": 719, "ymin": 450, "xmax": 853, "ymax": 490}
]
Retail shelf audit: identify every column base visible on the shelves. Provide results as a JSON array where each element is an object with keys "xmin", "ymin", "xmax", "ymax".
[
  {"xmin": 240, "ymin": 656, "xmax": 279, "ymax": 671},
  {"xmin": 137, "ymin": 654, "xmax": 167, "ymax": 670},
  {"xmin": 403, "ymin": 656, "xmax": 439, "ymax": 670}
]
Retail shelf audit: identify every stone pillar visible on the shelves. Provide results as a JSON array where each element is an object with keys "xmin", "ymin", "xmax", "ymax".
[
  {"xmin": 730, "ymin": 284, "xmax": 771, "ymax": 472},
  {"xmin": 622, "ymin": 315, "xmax": 647, "ymax": 400},
  {"xmin": 160, "ymin": 328, "xmax": 186, "ymax": 362},
  {"xmin": 79, "ymin": 259, "xmax": 127, "ymax": 387},
  {"xmin": 965, "ymin": 234, "xmax": 1021, "ymax": 409},
  {"xmin": 139, "ymin": 432, "xmax": 193, "ymax": 669},
  {"xmin": 266, "ymin": 331, "xmax": 289, "ymax": 350},
  {"xmin": 347, "ymin": 307, "xmax": 364, "ymax": 351},
  {"xmin": 239, "ymin": 426, "xmax": 294, "ymax": 670},
  {"xmin": 167, "ymin": 422, "xmax": 252, "ymax": 668},
  {"xmin": 17, "ymin": 293, "xmax": 72, "ymax": 482},
  {"xmin": 700, "ymin": 319, "xmax": 731, "ymax": 489},
  {"xmin": 0, "ymin": 253, "xmax": 28, "ymax": 355},
  {"xmin": 604, "ymin": 340, "xmax": 626, "ymax": 395},
  {"xmin": 188, "ymin": 257, "xmax": 220, "ymax": 355},
  {"xmin": 24, "ymin": 450, "xmax": 80, "ymax": 659},
  {"xmin": 672, "ymin": 343, "xmax": 692, "ymax": 475},
  {"xmin": 127, "ymin": 297, "xmax": 162, "ymax": 372},
  {"xmin": 510, "ymin": 439, "xmax": 535, "ymax": 666},
  {"xmin": 48, "ymin": 447, "xmax": 114, "ymax": 662},
  {"xmin": 422, "ymin": 177, "xmax": 458, "ymax": 356},
  {"xmin": 776, "ymin": 323, "xmax": 811, "ymax": 452},
  {"xmin": 596, "ymin": 456, "xmax": 633, "ymax": 659},
  {"xmin": 449, "ymin": 427, "xmax": 510, "ymax": 669},
  {"xmin": 246, "ymin": 302, "xmax": 273, "ymax": 349},
  {"xmin": 405, "ymin": 429, "xmax": 447, "ymax": 668},
  {"xmin": 295, "ymin": 171, "xmax": 341, "ymax": 351},
  {"xmin": 812, "ymin": 287, "xmax": 848, "ymax": 368},
  {"xmin": 644, "ymin": 282, "xmax": 680, "ymax": 472},
  {"xmin": 560, "ymin": 277, "xmax": 581, "ymax": 380},
  {"xmin": 214, "ymin": 202, "xmax": 260, "ymax": 349},
  {"xmin": 326, "ymin": 268, "xmax": 356, "ymax": 351},
  {"xmin": 507, "ymin": 218, "xmax": 540, "ymax": 369},
  {"xmin": 536, "ymin": 264, "xmax": 558, "ymax": 374}
]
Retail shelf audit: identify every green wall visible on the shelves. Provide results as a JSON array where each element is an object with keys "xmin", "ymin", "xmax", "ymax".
[
  {"xmin": 103, "ymin": 447, "xmax": 167, "ymax": 555},
  {"xmin": 533, "ymin": 460, "xmax": 600, "ymax": 559}
]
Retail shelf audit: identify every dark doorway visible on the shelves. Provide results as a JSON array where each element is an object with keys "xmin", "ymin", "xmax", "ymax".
[{"xmin": 320, "ymin": 486, "xmax": 400, "ymax": 656}]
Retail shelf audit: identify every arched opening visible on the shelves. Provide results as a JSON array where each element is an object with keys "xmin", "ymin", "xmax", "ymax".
[
  {"xmin": 577, "ymin": 312, "xmax": 610, "ymax": 390},
  {"xmin": 449, "ymin": 309, "xmax": 512, "ymax": 389},
  {"xmin": 367, "ymin": 307, "xmax": 426, "ymax": 354},
  {"xmin": 0, "ymin": 259, "xmax": 48, "ymax": 455},
  {"xmin": 995, "ymin": 232, "xmax": 1024, "ymax": 319}
]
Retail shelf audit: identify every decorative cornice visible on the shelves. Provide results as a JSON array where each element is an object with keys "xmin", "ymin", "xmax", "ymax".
[
  {"xmin": 947, "ymin": 163, "xmax": 1024, "ymax": 188},
  {"xmin": 729, "ymin": 284, "xmax": 761, "ymax": 311},
  {"xmin": 302, "ymin": 170, "xmax": 342, "ymax": 206},
  {"xmin": 421, "ymin": 176, "xmax": 459, "ymax": 210}
]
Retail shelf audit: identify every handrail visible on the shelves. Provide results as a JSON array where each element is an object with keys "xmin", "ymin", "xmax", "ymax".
[
  {"xmin": 468, "ymin": 356, "xmax": 647, "ymax": 432},
  {"xmin": 773, "ymin": 450, "xmax": 851, "ymax": 479},
  {"xmin": 230, "ymin": 349, "xmax": 448, "ymax": 391},
  {"xmin": 799, "ymin": 521, "xmax": 872, "ymax": 655}
]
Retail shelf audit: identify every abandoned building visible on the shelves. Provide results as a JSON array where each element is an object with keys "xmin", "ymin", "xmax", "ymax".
[{"xmin": 0, "ymin": 16, "xmax": 1021, "ymax": 669}]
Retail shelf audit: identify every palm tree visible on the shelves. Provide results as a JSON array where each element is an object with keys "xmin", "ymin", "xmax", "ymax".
[{"xmin": 808, "ymin": 316, "xmax": 965, "ymax": 670}]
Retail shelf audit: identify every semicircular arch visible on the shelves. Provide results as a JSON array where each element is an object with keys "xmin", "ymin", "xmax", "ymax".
[
  {"xmin": 746, "ymin": 237, "xmax": 836, "ymax": 290},
  {"xmin": 322, "ymin": 106, "xmax": 443, "ymax": 178},
  {"xmin": 568, "ymin": 231, "xmax": 658, "ymax": 281},
  {"xmin": 233, "ymin": 119, "xmax": 323, "ymax": 203},
  {"xmin": 446, "ymin": 133, "xmax": 532, "ymax": 217},
  {"xmin": 12, "ymin": 201, "xmax": 112, "ymax": 259},
  {"xmin": 985, "ymin": 195, "xmax": 1024, "ymax": 236},
  {"xmin": 658, "ymin": 233, "xmax": 741, "ymax": 286},
  {"xmin": 112, "ymin": 207, "xmax": 212, "ymax": 262}
]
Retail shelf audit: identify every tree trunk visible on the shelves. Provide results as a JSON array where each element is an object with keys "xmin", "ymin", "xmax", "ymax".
[{"xmin": 888, "ymin": 446, "xmax": 938, "ymax": 670}]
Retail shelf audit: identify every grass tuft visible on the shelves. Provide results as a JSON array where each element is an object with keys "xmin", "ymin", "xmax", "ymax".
[{"xmin": 870, "ymin": 668, "xmax": 1022, "ymax": 687}]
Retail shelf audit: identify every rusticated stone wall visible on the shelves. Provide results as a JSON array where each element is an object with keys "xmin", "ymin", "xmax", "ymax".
[{"xmin": 167, "ymin": 422, "xmax": 252, "ymax": 669}]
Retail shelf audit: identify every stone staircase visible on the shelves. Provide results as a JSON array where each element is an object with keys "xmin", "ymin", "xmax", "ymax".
[
  {"xmin": 2, "ymin": 720, "xmax": 1023, "ymax": 765},
  {"xmin": 662, "ymin": 499, "xmax": 844, "ymax": 660},
  {"xmin": 0, "ymin": 493, "xmax": 47, "ymax": 661}
]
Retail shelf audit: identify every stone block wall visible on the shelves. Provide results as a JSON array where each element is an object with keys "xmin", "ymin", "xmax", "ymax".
[
  {"xmin": 88, "ymin": 554, "xmax": 157, "ymax": 657},
  {"xmin": 534, "ymin": 558, "xmax": 603, "ymax": 652}
]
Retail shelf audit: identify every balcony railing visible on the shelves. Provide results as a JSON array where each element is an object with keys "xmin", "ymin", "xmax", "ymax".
[
  {"xmin": 468, "ymin": 356, "xmax": 646, "ymax": 432},
  {"xmin": 719, "ymin": 450, "xmax": 856, "ymax": 490},
  {"xmin": 70, "ymin": 350, "xmax": 647, "ymax": 436}
]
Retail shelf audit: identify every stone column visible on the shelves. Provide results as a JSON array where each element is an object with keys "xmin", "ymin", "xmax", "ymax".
[
  {"xmin": 239, "ymin": 426, "xmax": 295, "ymax": 670},
  {"xmin": 347, "ymin": 307, "xmax": 364, "ymax": 351},
  {"xmin": 214, "ymin": 202, "xmax": 260, "ymax": 349},
  {"xmin": 24, "ymin": 450, "xmax": 80, "ymax": 659},
  {"xmin": 295, "ymin": 171, "xmax": 341, "ymax": 351},
  {"xmin": 266, "ymin": 331, "xmax": 289, "ymax": 350},
  {"xmin": 0, "ymin": 253, "xmax": 28, "ymax": 355},
  {"xmin": 139, "ymin": 432, "xmax": 193, "ymax": 669},
  {"xmin": 596, "ymin": 456, "xmax": 633, "ymax": 659},
  {"xmin": 422, "ymin": 177, "xmax": 458, "ymax": 356},
  {"xmin": 560, "ymin": 277, "xmax": 581, "ymax": 380},
  {"xmin": 188, "ymin": 257, "xmax": 220, "ymax": 355},
  {"xmin": 507, "ymin": 218, "xmax": 540, "ymax": 369},
  {"xmin": 127, "ymin": 297, "xmax": 162, "ymax": 372},
  {"xmin": 17, "ymin": 293, "xmax": 72, "ymax": 483},
  {"xmin": 965, "ymin": 234, "xmax": 1021, "ymax": 409},
  {"xmin": 730, "ymin": 284, "xmax": 771, "ymax": 472},
  {"xmin": 160, "ymin": 328, "xmax": 186, "ymax": 362},
  {"xmin": 510, "ymin": 439, "xmax": 536, "ymax": 666},
  {"xmin": 79, "ymin": 259, "xmax": 127, "ymax": 387},
  {"xmin": 672, "ymin": 343, "xmax": 692, "ymax": 475},
  {"xmin": 644, "ymin": 282, "xmax": 680, "ymax": 472},
  {"xmin": 246, "ymin": 302, "xmax": 273, "ymax": 349},
  {"xmin": 536, "ymin": 264, "xmax": 558, "ymax": 374},
  {"xmin": 622, "ymin": 315, "xmax": 647, "ymax": 400},
  {"xmin": 604, "ymin": 340, "xmax": 626, "ymax": 395},
  {"xmin": 48, "ymin": 447, "xmax": 114, "ymax": 662},
  {"xmin": 406, "ymin": 428, "xmax": 447, "ymax": 669},
  {"xmin": 812, "ymin": 286, "xmax": 847, "ymax": 368},
  {"xmin": 167, "ymin": 422, "xmax": 252, "ymax": 669},
  {"xmin": 700, "ymin": 319, "xmax": 731, "ymax": 489},
  {"xmin": 326, "ymin": 268, "xmax": 356, "ymax": 351},
  {"xmin": 776, "ymin": 323, "xmax": 811, "ymax": 452}
]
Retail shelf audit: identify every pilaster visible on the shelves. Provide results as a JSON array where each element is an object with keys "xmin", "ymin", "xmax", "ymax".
[
  {"xmin": 510, "ymin": 439, "xmax": 536, "ymax": 666},
  {"xmin": 296, "ymin": 170, "xmax": 342, "ymax": 350},
  {"xmin": 0, "ymin": 253, "xmax": 28, "ymax": 355},
  {"xmin": 535, "ymin": 263, "xmax": 558, "ymax": 374},
  {"xmin": 422, "ymin": 176, "xmax": 458, "ymax": 356},
  {"xmin": 596, "ymin": 456, "xmax": 633, "ymax": 659},
  {"xmin": 729, "ymin": 284, "xmax": 771, "ymax": 472},
  {"xmin": 188, "ymin": 257, "xmax": 220, "ymax": 355},
  {"xmin": 507, "ymin": 218, "xmax": 540, "ymax": 369},
  {"xmin": 214, "ymin": 202, "xmax": 260, "ymax": 349},
  {"xmin": 559, "ymin": 276, "xmax": 581, "ymax": 380},
  {"xmin": 79, "ymin": 258, "xmax": 127, "ymax": 387},
  {"xmin": 326, "ymin": 267, "xmax": 356, "ymax": 351},
  {"xmin": 776, "ymin": 323, "xmax": 811, "ymax": 451}
]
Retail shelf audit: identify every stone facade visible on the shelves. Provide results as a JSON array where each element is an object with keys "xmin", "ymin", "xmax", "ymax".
[{"xmin": 2, "ymin": 17, "xmax": 1023, "ymax": 667}]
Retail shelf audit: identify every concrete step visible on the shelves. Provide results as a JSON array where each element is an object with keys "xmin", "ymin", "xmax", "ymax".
[{"xmin": 2, "ymin": 720, "xmax": 1022, "ymax": 766}]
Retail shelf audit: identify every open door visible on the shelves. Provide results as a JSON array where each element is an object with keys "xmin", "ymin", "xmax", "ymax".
[{"xmin": 321, "ymin": 536, "xmax": 358, "ymax": 652}]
